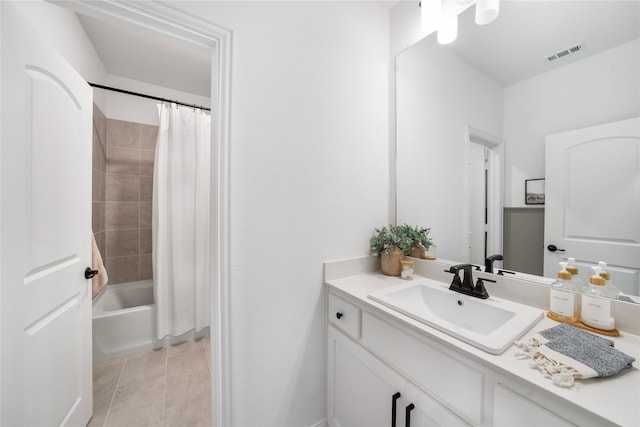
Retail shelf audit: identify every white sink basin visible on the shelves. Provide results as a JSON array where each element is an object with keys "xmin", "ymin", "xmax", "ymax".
[{"xmin": 368, "ymin": 280, "xmax": 543, "ymax": 354}]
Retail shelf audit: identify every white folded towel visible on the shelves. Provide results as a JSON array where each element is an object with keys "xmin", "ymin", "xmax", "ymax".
[{"xmin": 91, "ymin": 232, "xmax": 109, "ymax": 298}]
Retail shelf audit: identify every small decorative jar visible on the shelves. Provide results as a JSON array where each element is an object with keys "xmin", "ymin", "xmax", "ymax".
[{"xmin": 400, "ymin": 260, "xmax": 414, "ymax": 280}]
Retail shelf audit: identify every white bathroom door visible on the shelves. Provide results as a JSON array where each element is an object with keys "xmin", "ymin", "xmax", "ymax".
[
  {"xmin": 544, "ymin": 117, "xmax": 640, "ymax": 296},
  {"xmin": 1, "ymin": 3, "xmax": 93, "ymax": 426}
]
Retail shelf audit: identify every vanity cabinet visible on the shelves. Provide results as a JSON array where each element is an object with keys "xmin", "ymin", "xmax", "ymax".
[
  {"xmin": 327, "ymin": 325, "xmax": 468, "ymax": 427},
  {"xmin": 326, "ymin": 289, "xmax": 618, "ymax": 427},
  {"xmin": 492, "ymin": 384, "xmax": 574, "ymax": 427}
]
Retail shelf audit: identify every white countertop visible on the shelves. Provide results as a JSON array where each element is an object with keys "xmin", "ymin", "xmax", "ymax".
[{"xmin": 325, "ymin": 271, "xmax": 640, "ymax": 427}]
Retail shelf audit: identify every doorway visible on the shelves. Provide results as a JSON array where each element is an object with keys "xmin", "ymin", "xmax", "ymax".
[
  {"xmin": 10, "ymin": 2, "xmax": 231, "ymax": 425},
  {"xmin": 466, "ymin": 126, "xmax": 503, "ymax": 266}
]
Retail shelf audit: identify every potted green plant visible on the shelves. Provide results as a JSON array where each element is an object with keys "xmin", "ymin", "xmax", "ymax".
[
  {"xmin": 369, "ymin": 225, "xmax": 406, "ymax": 276},
  {"xmin": 369, "ymin": 225, "xmax": 435, "ymax": 276},
  {"xmin": 395, "ymin": 224, "xmax": 434, "ymax": 259}
]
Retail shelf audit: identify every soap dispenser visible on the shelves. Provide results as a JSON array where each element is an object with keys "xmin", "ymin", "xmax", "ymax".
[
  {"xmin": 566, "ymin": 257, "xmax": 586, "ymax": 291},
  {"xmin": 581, "ymin": 266, "xmax": 615, "ymax": 331},
  {"xmin": 598, "ymin": 261, "xmax": 621, "ymax": 299},
  {"xmin": 549, "ymin": 262, "xmax": 579, "ymax": 323}
]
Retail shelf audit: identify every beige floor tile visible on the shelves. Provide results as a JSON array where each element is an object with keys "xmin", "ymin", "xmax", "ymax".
[
  {"xmin": 88, "ymin": 358, "xmax": 125, "ymax": 427},
  {"xmin": 119, "ymin": 348, "xmax": 167, "ymax": 386},
  {"xmin": 92, "ymin": 338, "xmax": 212, "ymax": 427},
  {"xmin": 165, "ymin": 395, "xmax": 212, "ymax": 427},
  {"xmin": 165, "ymin": 349, "xmax": 211, "ymax": 426},
  {"xmin": 167, "ymin": 339, "xmax": 205, "ymax": 359},
  {"xmin": 202, "ymin": 337, "xmax": 211, "ymax": 371},
  {"xmin": 166, "ymin": 351, "xmax": 210, "ymax": 395},
  {"xmin": 106, "ymin": 373, "xmax": 166, "ymax": 427}
]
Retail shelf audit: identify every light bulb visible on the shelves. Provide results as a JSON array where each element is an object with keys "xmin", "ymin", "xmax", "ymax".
[
  {"xmin": 475, "ymin": 0, "xmax": 500, "ymax": 25},
  {"xmin": 421, "ymin": 0, "xmax": 442, "ymax": 35},
  {"xmin": 437, "ymin": 13, "xmax": 458, "ymax": 44}
]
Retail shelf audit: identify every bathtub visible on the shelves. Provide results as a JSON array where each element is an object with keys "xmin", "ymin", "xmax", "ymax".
[
  {"xmin": 92, "ymin": 280, "xmax": 158, "ymax": 363},
  {"xmin": 92, "ymin": 280, "xmax": 209, "ymax": 363}
]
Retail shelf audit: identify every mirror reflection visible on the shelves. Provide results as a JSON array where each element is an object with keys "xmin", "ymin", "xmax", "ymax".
[{"xmin": 395, "ymin": 1, "xmax": 640, "ymax": 299}]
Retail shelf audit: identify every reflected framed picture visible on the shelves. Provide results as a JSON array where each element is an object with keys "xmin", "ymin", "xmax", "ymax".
[{"xmin": 525, "ymin": 178, "xmax": 545, "ymax": 205}]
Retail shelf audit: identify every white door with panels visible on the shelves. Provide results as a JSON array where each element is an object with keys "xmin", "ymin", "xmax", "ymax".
[
  {"xmin": 544, "ymin": 117, "xmax": 640, "ymax": 296},
  {"xmin": 1, "ymin": 3, "xmax": 93, "ymax": 426}
]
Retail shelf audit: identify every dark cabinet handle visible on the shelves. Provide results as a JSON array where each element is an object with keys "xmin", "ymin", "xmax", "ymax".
[
  {"xmin": 405, "ymin": 403, "xmax": 415, "ymax": 427},
  {"xmin": 391, "ymin": 392, "xmax": 401, "ymax": 427},
  {"xmin": 547, "ymin": 244, "xmax": 565, "ymax": 252},
  {"xmin": 84, "ymin": 267, "xmax": 99, "ymax": 279},
  {"xmin": 336, "ymin": 312, "xmax": 343, "ymax": 319}
]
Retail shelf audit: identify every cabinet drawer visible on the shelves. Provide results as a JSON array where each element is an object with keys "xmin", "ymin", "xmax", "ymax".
[
  {"xmin": 361, "ymin": 311, "xmax": 483, "ymax": 425},
  {"xmin": 328, "ymin": 293, "xmax": 360, "ymax": 339}
]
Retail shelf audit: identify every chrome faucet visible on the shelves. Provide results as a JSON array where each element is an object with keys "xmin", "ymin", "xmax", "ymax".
[{"xmin": 444, "ymin": 264, "xmax": 495, "ymax": 299}]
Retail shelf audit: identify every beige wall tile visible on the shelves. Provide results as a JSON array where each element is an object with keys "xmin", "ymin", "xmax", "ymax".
[
  {"xmin": 92, "ymin": 169, "xmax": 105, "ymax": 202},
  {"xmin": 105, "ymin": 256, "xmax": 139, "ymax": 284},
  {"xmin": 106, "ymin": 147, "xmax": 140, "ymax": 176},
  {"xmin": 106, "ymin": 175, "xmax": 140, "ymax": 202},
  {"xmin": 107, "ymin": 119, "xmax": 140, "ymax": 149},
  {"xmin": 92, "ymin": 134, "xmax": 106, "ymax": 172},
  {"xmin": 140, "ymin": 254, "xmax": 153, "ymax": 280},
  {"xmin": 94, "ymin": 231, "xmax": 106, "ymax": 259},
  {"xmin": 139, "ymin": 202, "xmax": 152, "ymax": 228},
  {"xmin": 92, "ymin": 201, "xmax": 104, "ymax": 233},
  {"xmin": 140, "ymin": 124, "xmax": 159, "ymax": 151},
  {"xmin": 140, "ymin": 228, "xmax": 152, "ymax": 254},
  {"xmin": 140, "ymin": 176, "xmax": 153, "ymax": 202},
  {"xmin": 106, "ymin": 229, "xmax": 140, "ymax": 258},
  {"xmin": 106, "ymin": 202, "xmax": 139, "ymax": 230},
  {"xmin": 140, "ymin": 150, "xmax": 155, "ymax": 177}
]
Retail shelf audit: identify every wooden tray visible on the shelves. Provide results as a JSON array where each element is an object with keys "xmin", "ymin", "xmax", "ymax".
[{"xmin": 546, "ymin": 312, "xmax": 620, "ymax": 337}]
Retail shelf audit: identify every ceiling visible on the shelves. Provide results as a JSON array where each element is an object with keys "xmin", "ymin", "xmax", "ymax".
[
  {"xmin": 445, "ymin": 1, "xmax": 640, "ymax": 86},
  {"xmin": 77, "ymin": 1, "xmax": 639, "ymax": 95},
  {"xmin": 77, "ymin": 13, "xmax": 212, "ymax": 97}
]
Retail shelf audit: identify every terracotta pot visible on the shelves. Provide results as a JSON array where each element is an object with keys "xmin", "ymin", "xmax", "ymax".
[
  {"xmin": 409, "ymin": 244, "xmax": 425, "ymax": 259},
  {"xmin": 380, "ymin": 245, "xmax": 403, "ymax": 276}
]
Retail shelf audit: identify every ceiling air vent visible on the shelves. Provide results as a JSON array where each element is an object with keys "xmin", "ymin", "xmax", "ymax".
[{"xmin": 546, "ymin": 42, "xmax": 584, "ymax": 63}]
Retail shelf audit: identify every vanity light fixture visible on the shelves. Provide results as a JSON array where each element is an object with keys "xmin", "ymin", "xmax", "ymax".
[
  {"xmin": 475, "ymin": 0, "xmax": 500, "ymax": 25},
  {"xmin": 420, "ymin": 0, "xmax": 500, "ymax": 45}
]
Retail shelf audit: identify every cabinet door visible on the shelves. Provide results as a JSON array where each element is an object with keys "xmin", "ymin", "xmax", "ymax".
[
  {"xmin": 406, "ymin": 383, "xmax": 470, "ymax": 427},
  {"xmin": 328, "ymin": 325, "xmax": 407, "ymax": 427}
]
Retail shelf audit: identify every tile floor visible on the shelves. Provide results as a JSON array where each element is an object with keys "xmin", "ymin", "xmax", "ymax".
[{"xmin": 89, "ymin": 337, "xmax": 212, "ymax": 427}]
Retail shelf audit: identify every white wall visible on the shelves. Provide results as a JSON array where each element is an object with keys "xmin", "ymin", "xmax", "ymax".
[
  {"xmin": 102, "ymin": 75, "xmax": 211, "ymax": 126},
  {"xmin": 160, "ymin": 2, "xmax": 391, "ymax": 426},
  {"xmin": 395, "ymin": 35, "xmax": 503, "ymax": 262},
  {"xmin": 389, "ymin": 1, "xmax": 640, "ymax": 212},
  {"xmin": 15, "ymin": 1, "xmax": 390, "ymax": 425},
  {"xmin": 503, "ymin": 39, "xmax": 640, "ymax": 206},
  {"xmin": 12, "ymin": 1, "xmax": 209, "ymax": 126},
  {"xmin": 11, "ymin": 0, "xmax": 108, "ymax": 110}
]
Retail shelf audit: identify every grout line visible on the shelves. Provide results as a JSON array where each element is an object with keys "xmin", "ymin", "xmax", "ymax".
[
  {"xmin": 162, "ymin": 346, "xmax": 169, "ymax": 425},
  {"xmin": 102, "ymin": 357, "xmax": 127, "ymax": 427}
]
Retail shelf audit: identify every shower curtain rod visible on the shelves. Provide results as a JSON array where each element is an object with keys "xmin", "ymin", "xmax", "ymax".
[{"xmin": 88, "ymin": 83, "xmax": 211, "ymax": 112}]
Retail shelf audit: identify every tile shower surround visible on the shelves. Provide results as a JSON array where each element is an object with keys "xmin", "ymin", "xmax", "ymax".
[
  {"xmin": 92, "ymin": 104, "xmax": 107, "ymax": 264},
  {"xmin": 102, "ymin": 117, "xmax": 158, "ymax": 284}
]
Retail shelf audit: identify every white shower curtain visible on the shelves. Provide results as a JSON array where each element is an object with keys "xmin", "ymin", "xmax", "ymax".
[{"xmin": 153, "ymin": 103, "xmax": 211, "ymax": 339}]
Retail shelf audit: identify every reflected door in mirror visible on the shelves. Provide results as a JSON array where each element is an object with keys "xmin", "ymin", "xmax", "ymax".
[{"xmin": 544, "ymin": 117, "xmax": 640, "ymax": 296}]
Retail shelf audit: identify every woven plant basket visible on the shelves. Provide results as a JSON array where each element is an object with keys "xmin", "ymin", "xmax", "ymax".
[{"xmin": 380, "ymin": 245, "xmax": 403, "ymax": 276}]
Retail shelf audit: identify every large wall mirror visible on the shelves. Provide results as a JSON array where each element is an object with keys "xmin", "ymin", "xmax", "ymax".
[{"xmin": 395, "ymin": 1, "xmax": 640, "ymax": 298}]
